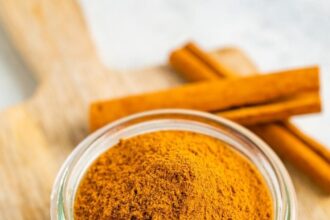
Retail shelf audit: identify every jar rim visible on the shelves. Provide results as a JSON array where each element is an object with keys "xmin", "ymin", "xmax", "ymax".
[{"xmin": 51, "ymin": 109, "xmax": 297, "ymax": 220}]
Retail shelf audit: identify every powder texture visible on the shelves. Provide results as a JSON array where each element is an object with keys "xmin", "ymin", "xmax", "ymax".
[{"xmin": 74, "ymin": 131, "xmax": 273, "ymax": 220}]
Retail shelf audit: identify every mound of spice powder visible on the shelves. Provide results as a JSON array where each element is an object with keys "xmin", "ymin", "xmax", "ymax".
[{"xmin": 74, "ymin": 131, "xmax": 273, "ymax": 219}]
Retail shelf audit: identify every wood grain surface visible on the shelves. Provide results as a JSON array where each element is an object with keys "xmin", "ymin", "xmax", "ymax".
[{"xmin": 0, "ymin": 0, "xmax": 329, "ymax": 219}]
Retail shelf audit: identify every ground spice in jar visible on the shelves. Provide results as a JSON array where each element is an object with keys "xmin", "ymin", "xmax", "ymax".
[{"xmin": 74, "ymin": 131, "xmax": 273, "ymax": 219}]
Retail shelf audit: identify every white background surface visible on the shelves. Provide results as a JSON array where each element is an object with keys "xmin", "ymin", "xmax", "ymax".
[{"xmin": 0, "ymin": 0, "xmax": 329, "ymax": 146}]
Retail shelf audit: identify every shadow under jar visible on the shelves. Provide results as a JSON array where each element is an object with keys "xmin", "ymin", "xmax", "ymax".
[{"xmin": 51, "ymin": 109, "xmax": 297, "ymax": 220}]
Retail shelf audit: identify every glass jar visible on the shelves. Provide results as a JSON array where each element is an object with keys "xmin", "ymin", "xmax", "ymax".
[{"xmin": 51, "ymin": 109, "xmax": 297, "ymax": 219}]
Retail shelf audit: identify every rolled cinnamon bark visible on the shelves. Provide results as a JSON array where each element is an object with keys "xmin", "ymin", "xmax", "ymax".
[
  {"xmin": 89, "ymin": 67, "xmax": 320, "ymax": 131},
  {"xmin": 250, "ymin": 123, "xmax": 330, "ymax": 192},
  {"xmin": 218, "ymin": 92, "xmax": 320, "ymax": 125},
  {"xmin": 282, "ymin": 121, "xmax": 330, "ymax": 164}
]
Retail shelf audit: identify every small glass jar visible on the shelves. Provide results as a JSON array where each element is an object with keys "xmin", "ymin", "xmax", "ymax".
[{"xmin": 51, "ymin": 109, "xmax": 297, "ymax": 219}]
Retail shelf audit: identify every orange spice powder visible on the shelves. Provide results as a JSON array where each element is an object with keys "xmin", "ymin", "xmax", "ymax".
[{"xmin": 74, "ymin": 131, "xmax": 273, "ymax": 219}]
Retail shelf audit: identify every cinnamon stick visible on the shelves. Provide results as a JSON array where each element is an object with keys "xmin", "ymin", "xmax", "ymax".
[
  {"xmin": 218, "ymin": 92, "xmax": 320, "ymax": 125},
  {"xmin": 169, "ymin": 42, "xmax": 330, "ymax": 192},
  {"xmin": 184, "ymin": 42, "xmax": 238, "ymax": 78},
  {"xmin": 281, "ymin": 121, "xmax": 330, "ymax": 163},
  {"xmin": 169, "ymin": 48, "xmax": 220, "ymax": 81},
  {"xmin": 250, "ymin": 123, "xmax": 330, "ymax": 191},
  {"xmin": 90, "ymin": 68, "xmax": 319, "ymax": 131}
]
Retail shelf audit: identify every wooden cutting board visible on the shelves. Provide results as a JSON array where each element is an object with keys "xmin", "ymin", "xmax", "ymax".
[{"xmin": 0, "ymin": 0, "xmax": 329, "ymax": 219}]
